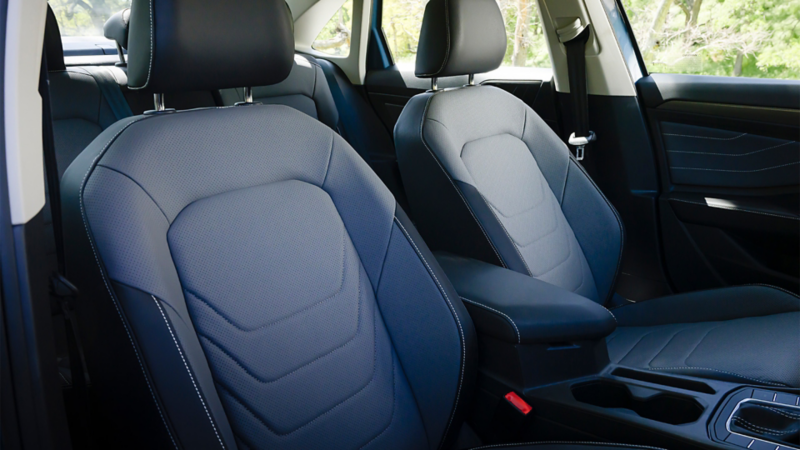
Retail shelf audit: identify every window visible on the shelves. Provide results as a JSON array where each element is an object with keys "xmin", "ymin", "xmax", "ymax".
[
  {"xmin": 381, "ymin": 0, "xmax": 551, "ymax": 68},
  {"xmin": 49, "ymin": 0, "xmax": 130, "ymax": 37},
  {"xmin": 620, "ymin": 0, "xmax": 800, "ymax": 79},
  {"xmin": 313, "ymin": 0, "xmax": 354, "ymax": 56}
]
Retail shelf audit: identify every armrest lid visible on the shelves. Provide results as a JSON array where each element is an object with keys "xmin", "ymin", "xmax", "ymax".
[{"xmin": 437, "ymin": 253, "xmax": 616, "ymax": 344}]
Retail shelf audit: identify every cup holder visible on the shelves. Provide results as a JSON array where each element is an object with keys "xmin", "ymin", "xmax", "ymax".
[{"xmin": 572, "ymin": 380, "xmax": 704, "ymax": 425}]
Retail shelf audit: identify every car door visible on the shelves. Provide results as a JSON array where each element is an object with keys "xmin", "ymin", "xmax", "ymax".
[{"xmin": 620, "ymin": 0, "xmax": 800, "ymax": 294}]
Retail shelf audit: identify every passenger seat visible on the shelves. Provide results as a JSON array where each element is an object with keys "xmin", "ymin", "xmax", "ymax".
[{"xmin": 394, "ymin": 0, "xmax": 800, "ymax": 388}]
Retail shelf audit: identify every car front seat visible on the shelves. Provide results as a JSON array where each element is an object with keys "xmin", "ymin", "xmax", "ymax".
[
  {"xmin": 394, "ymin": 0, "xmax": 799, "ymax": 388},
  {"xmin": 57, "ymin": 0, "xmax": 662, "ymax": 448}
]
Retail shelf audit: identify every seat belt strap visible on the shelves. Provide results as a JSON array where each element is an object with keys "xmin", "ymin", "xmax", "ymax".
[
  {"xmin": 40, "ymin": 46, "xmax": 92, "ymax": 394},
  {"xmin": 558, "ymin": 20, "xmax": 595, "ymax": 161},
  {"xmin": 76, "ymin": 66, "xmax": 133, "ymax": 121}
]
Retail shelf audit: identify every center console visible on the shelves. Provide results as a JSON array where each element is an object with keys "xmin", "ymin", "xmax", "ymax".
[{"xmin": 436, "ymin": 253, "xmax": 800, "ymax": 450}]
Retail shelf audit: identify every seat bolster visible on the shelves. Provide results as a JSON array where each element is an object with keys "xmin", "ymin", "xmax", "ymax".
[
  {"xmin": 394, "ymin": 93, "xmax": 505, "ymax": 268},
  {"xmin": 113, "ymin": 282, "xmax": 235, "ymax": 449},
  {"xmin": 309, "ymin": 57, "xmax": 340, "ymax": 130},
  {"xmin": 561, "ymin": 158, "xmax": 624, "ymax": 303},
  {"xmin": 377, "ymin": 207, "xmax": 477, "ymax": 450},
  {"xmin": 613, "ymin": 285, "xmax": 800, "ymax": 327},
  {"xmin": 455, "ymin": 180, "xmax": 532, "ymax": 276}
]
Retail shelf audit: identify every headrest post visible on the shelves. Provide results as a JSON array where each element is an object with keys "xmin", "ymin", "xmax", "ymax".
[
  {"xmin": 468, "ymin": 74, "xmax": 475, "ymax": 86},
  {"xmin": 115, "ymin": 42, "xmax": 126, "ymax": 66},
  {"xmin": 431, "ymin": 78, "xmax": 439, "ymax": 91},
  {"xmin": 244, "ymin": 87, "xmax": 254, "ymax": 104},
  {"xmin": 154, "ymin": 94, "xmax": 166, "ymax": 112}
]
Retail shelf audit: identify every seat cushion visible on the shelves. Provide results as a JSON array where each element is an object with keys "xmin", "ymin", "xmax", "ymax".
[{"xmin": 607, "ymin": 285, "xmax": 800, "ymax": 387}]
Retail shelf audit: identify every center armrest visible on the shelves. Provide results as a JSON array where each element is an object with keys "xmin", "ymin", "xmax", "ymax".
[{"xmin": 436, "ymin": 253, "xmax": 617, "ymax": 345}]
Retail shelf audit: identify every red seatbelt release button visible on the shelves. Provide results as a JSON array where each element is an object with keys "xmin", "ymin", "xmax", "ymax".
[{"xmin": 504, "ymin": 391, "xmax": 532, "ymax": 415}]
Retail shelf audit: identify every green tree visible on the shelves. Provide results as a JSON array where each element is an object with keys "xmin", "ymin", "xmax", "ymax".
[
  {"xmin": 622, "ymin": 0, "xmax": 800, "ymax": 79},
  {"xmin": 49, "ymin": 0, "xmax": 130, "ymax": 36}
]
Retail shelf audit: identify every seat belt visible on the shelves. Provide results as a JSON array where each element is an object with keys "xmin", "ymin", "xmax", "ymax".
[
  {"xmin": 558, "ymin": 19, "xmax": 595, "ymax": 161},
  {"xmin": 40, "ymin": 47, "xmax": 92, "ymax": 423}
]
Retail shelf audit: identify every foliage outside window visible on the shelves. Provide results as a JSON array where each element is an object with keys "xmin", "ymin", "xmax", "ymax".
[
  {"xmin": 49, "ymin": 0, "xmax": 130, "ymax": 37},
  {"xmin": 313, "ymin": 0, "xmax": 354, "ymax": 56},
  {"xmin": 382, "ymin": 0, "xmax": 551, "ymax": 68},
  {"xmin": 621, "ymin": 0, "xmax": 800, "ymax": 79}
]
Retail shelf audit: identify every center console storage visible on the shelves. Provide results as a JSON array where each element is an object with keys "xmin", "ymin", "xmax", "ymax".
[{"xmin": 436, "ymin": 253, "xmax": 800, "ymax": 449}]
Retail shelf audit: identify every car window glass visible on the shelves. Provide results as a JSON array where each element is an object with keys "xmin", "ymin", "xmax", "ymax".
[
  {"xmin": 381, "ymin": 0, "xmax": 551, "ymax": 68},
  {"xmin": 49, "ymin": 0, "xmax": 131, "ymax": 37},
  {"xmin": 313, "ymin": 0, "xmax": 354, "ymax": 56},
  {"xmin": 620, "ymin": 0, "xmax": 800, "ymax": 79}
]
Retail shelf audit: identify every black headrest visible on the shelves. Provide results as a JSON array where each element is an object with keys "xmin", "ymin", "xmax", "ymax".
[
  {"xmin": 44, "ymin": 5, "xmax": 66, "ymax": 71},
  {"xmin": 127, "ymin": 0, "xmax": 295, "ymax": 92},
  {"xmin": 415, "ymin": 0, "xmax": 507, "ymax": 78},
  {"xmin": 104, "ymin": 8, "xmax": 131, "ymax": 50}
]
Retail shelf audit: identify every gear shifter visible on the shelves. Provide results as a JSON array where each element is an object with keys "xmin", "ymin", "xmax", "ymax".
[{"xmin": 729, "ymin": 399, "xmax": 800, "ymax": 448}]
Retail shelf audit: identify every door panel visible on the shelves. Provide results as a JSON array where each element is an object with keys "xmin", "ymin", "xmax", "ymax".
[{"xmin": 638, "ymin": 73, "xmax": 800, "ymax": 294}]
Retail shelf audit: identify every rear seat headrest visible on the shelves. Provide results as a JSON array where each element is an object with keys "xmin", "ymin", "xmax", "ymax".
[
  {"xmin": 127, "ymin": 0, "xmax": 295, "ymax": 92},
  {"xmin": 44, "ymin": 4, "xmax": 66, "ymax": 72},
  {"xmin": 415, "ymin": 0, "xmax": 507, "ymax": 79},
  {"xmin": 104, "ymin": 8, "xmax": 131, "ymax": 50}
]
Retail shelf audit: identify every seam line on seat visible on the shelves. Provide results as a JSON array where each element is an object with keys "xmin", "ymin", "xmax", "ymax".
[
  {"xmin": 646, "ymin": 367, "xmax": 786, "ymax": 386},
  {"xmin": 129, "ymin": 0, "xmax": 154, "ymax": 90},
  {"xmin": 568, "ymin": 157, "xmax": 624, "ymax": 304},
  {"xmin": 213, "ymin": 304, "xmax": 379, "ymax": 437},
  {"xmin": 477, "ymin": 191, "xmax": 533, "ymax": 277},
  {"xmin": 152, "ymin": 296, "xmax": 225, "ymax": 449},
  {"xmin": 466, "ymin": 440, "xmax": 667, "ymax": 450},
  {"xmin": 682, "ymin": 324, "xmax": 723, "ymax": 365},
  {"xmin": 358, "ymin": 352, "xmax": 398, "ymax": 449},
  {"xmin": 78, "ymin": 116, "xmax": 178, "ymax": 449},
  {"xmin": 460, "ymin": 297, "xmax": 520, "ymax": 344},
  {"xmin": 394, "ymin": 217, "xmax": 464, "ymax": 449},
  {"xmin": 418, "ymin": 95, "xmax": 507, "ymax": 268},
  {"xmin": 194, "ymin": 271, "xmax": 363, "ymax": 385},
  {"xmin": 645, "ymin": 327, "xmax": 684, "ymax": 367}
]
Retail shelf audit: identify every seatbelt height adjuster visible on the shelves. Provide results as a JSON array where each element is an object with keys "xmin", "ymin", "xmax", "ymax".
[{"xmin": 568, "ymin": 131, "xmax": 596, "ymax": 161}]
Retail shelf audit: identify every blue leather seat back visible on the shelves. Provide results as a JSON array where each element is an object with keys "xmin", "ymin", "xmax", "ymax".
[
  {"xmin": 63, "ymin": 103, "xmax": 476, "ymax": 448},
  {"xmin": 396, "ymin": 86, "xmax": 624, "ymax": 303}
]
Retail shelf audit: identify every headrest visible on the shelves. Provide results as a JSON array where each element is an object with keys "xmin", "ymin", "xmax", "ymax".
[
  {"xmin": 127, "ymin": 0, "xmax": 295, "ymax": 92},
  {"xmin": 415, "ymin": 0, "xmax": 507, "ymax": 78},
  {"xmin": 44, "ymin": 5, "xmax": 66, "ymax": 71},
  {"xmin": 104, "ymin": 8, "xmax": 131, "ymax": 50}
]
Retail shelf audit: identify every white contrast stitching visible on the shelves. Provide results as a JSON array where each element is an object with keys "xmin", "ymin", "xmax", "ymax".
[
  {"xmin": 671, "ymin": 161, "xmax": 800, "ymax": 173},
  {"xmin": 664, "ymin": 132, "xmax": 747, "ymax": 141},
  {"xmin": 460, "ymin": 297, "xmax": 520, "ymax": 344},
  {"xmin": 467, "ymin": 440, "xmax": 667, "ymax": 450},
  {"xmin": 646, "ymin": 367, "xmax": 785, "ymax": 386},
  {"xmin": 78, "ymin": 117, "xmax": 178, "ymax": 449},
  {"xmin": 129, "ymin": 0, "xmax": 154, "ymax": 90},
  {"xmin": 152, "ymin": 296, "xmax": 225, "ymax": 449},
  {"xmin": 733, "ymin": 417, "xmax": 796, "ymax": 435},
  {"xmin": 667, "ymin": 140, "xmax": 796, "ymax": 156},
  {"xmin": 394, "ymin": 218, "xmax": 464, "ymax": 449},
  {"xmin": 759, "ymin": 405, "xmax": 800, "ymax": 420},
  {"xmin": 668, "ymin": 198, "xmax": 799, "ymax": 221}
]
